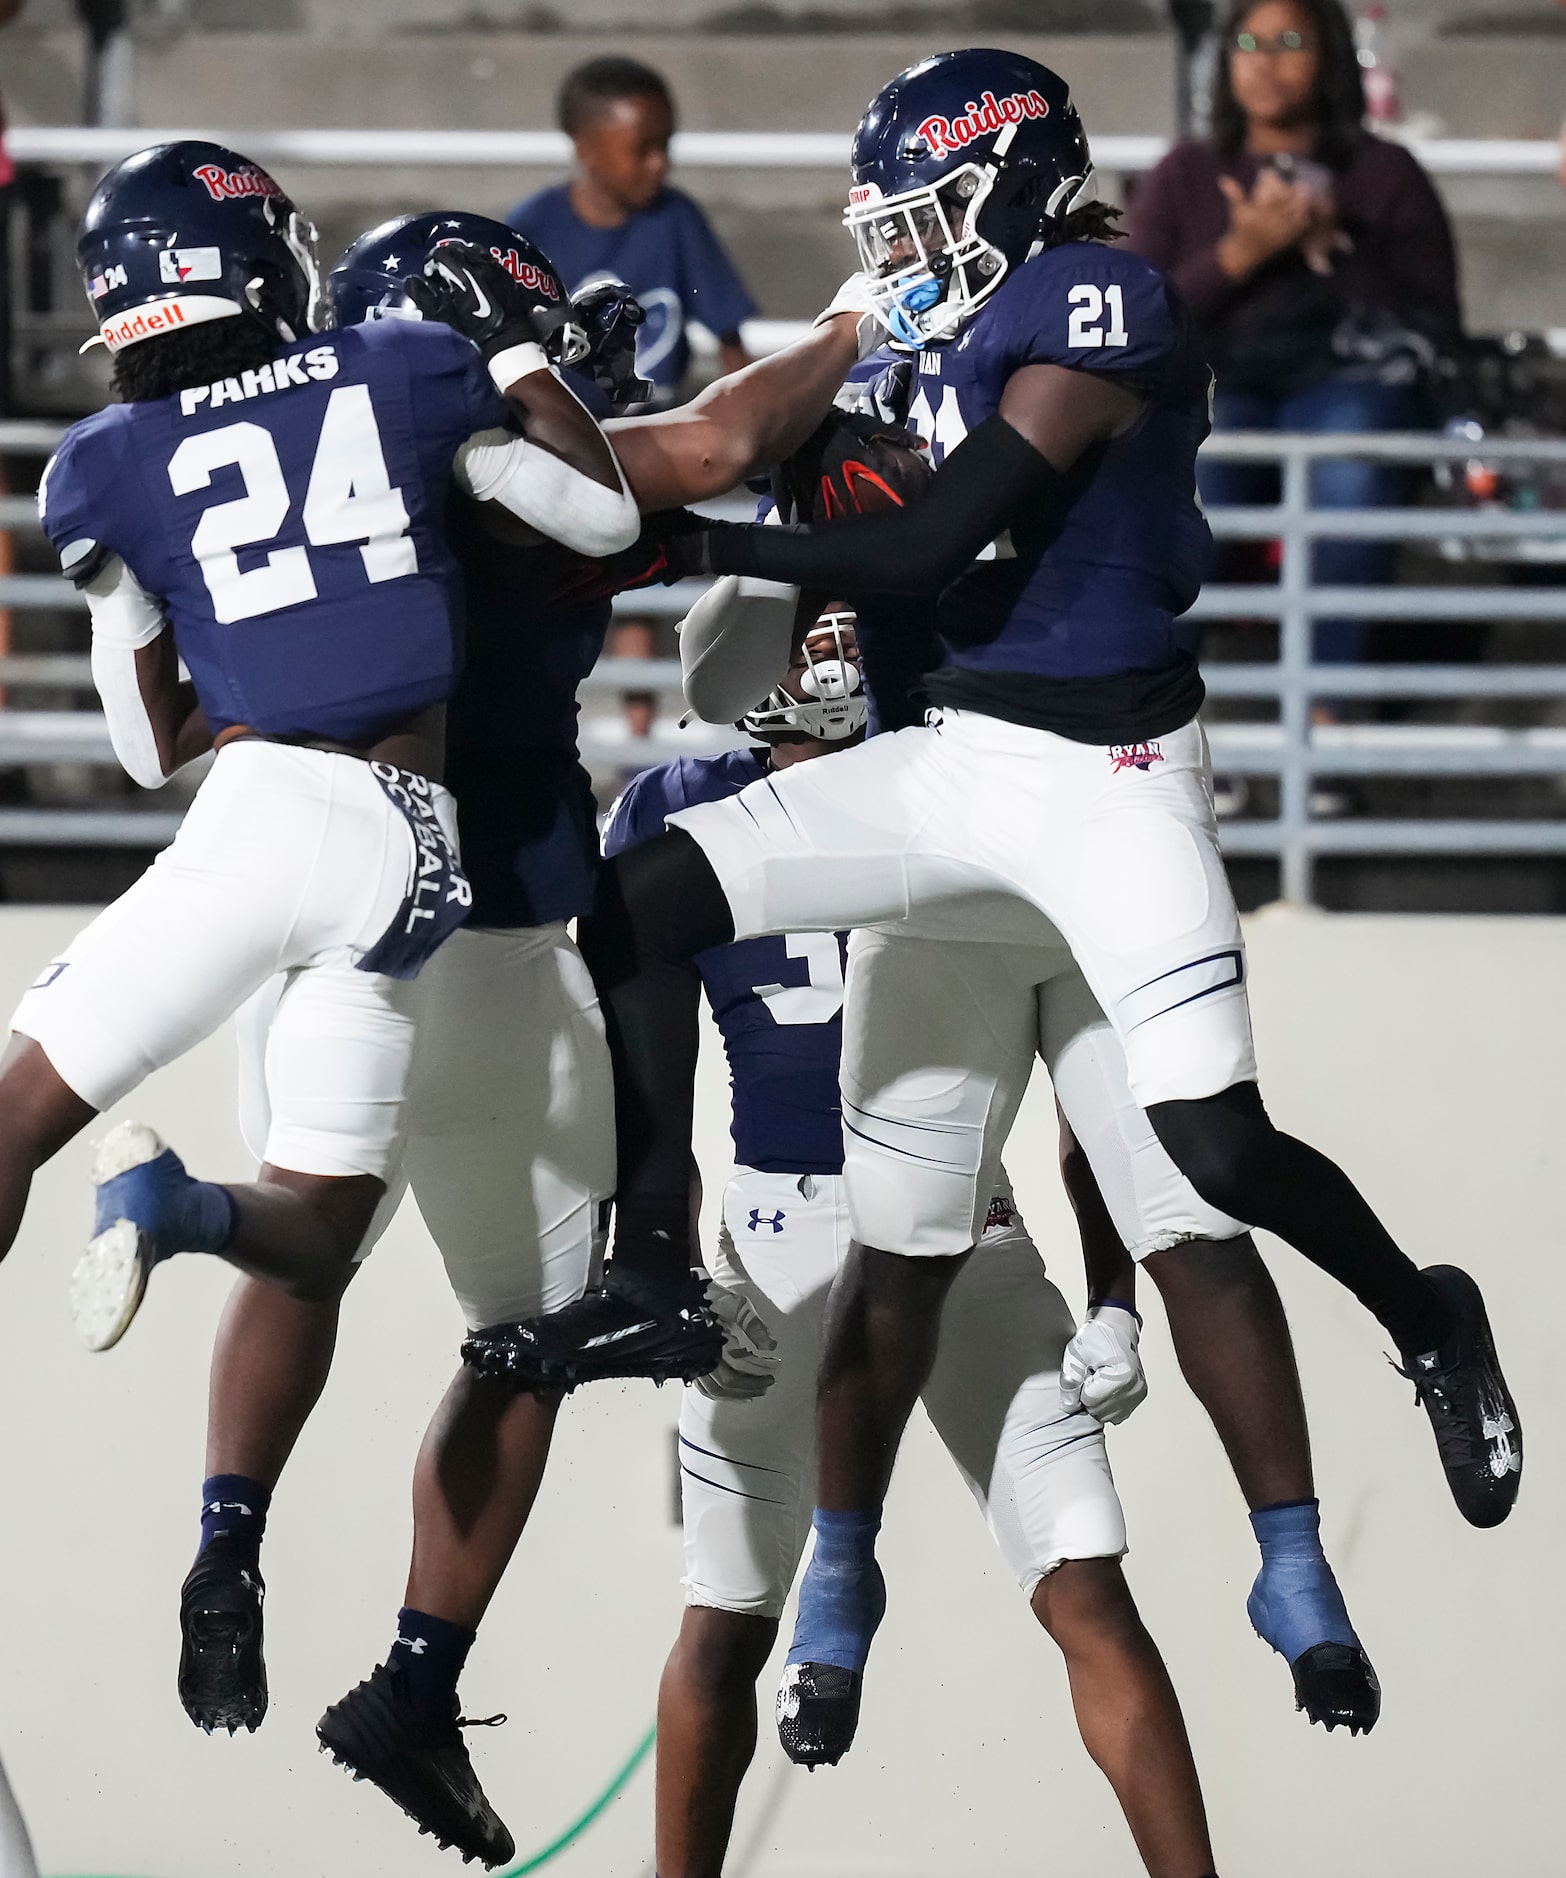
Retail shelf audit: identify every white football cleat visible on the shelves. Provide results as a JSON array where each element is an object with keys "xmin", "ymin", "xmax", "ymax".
[{"xmin": 71, "ymin": 1120, "xmax": 169, "ymax": 1353}]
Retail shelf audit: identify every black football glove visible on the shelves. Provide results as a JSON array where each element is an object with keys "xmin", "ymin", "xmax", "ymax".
[
  {"xmin": 404, "ymin": 241, "xmax": 548, "ymax": 366},
  {"xmin": 563, "ymin": 282, "xmax": 654, "ymax": 413}
]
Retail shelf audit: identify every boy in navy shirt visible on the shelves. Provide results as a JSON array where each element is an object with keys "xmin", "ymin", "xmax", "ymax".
[
  {"xmin": 510, "ymin": 57, "xmax": 756, "ymax": 399},
  {"xmin": 511, "ymin": 56, "xmax": 761, "ymax": 752}
]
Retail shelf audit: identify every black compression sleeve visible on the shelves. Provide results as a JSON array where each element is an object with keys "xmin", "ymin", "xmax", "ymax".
[
  {"xmin": 704, "ymin": 415, "xmax": 1065, "ymax": 594},
  {"xmin": 577, "ymin": 829, "xmax": 736, "ymax": 1285}
]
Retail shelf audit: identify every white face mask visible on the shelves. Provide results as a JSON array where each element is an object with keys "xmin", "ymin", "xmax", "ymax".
[{"xmin": 743, "ymin": 613, "xmax": 867, "ymax": 742}]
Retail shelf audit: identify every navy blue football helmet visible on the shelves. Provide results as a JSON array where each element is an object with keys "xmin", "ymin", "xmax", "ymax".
[
  {"xmin": 845, "ymin": 50, "xmax": 1094, "ymax": 348},
  {"xmin": 331, "ymin": 211, "xmax": 569, "ymax": 330},
  {"xmin": 77, "ymin": 141, "xmax": 325, "ymax": 354},
  {"xmin": 330, "ymin": 211, "xmax": 655, "ymax": 410}
]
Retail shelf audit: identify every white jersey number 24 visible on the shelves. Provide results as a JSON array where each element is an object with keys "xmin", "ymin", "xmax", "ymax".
[{"xmin": 167, "ymin": 384, "xmax": 416, "ymax": 626}]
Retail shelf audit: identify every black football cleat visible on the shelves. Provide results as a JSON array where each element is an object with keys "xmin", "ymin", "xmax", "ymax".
[
  {"xmin": 461, "ymin": 1263, "xmax": 724, "ymax": 1389},
  {"xmin": 1288, "ymin": 1642, "xmax": 1381, "ymax": 1736},
  {"xmin": 776, "ymin": 1661, "xmax": 863, "ymax": 1769},
  {"xmin": 178, "ymin": 1539, "xmax": 268, "ymax": 1735},
  {"xmin": 317, "ymin": 1661, "xmax": 514, "ymax": 1868},
  {"xmin": 1396, "ymin": 1265, "xmax": 1522, "ymax": 1529}
]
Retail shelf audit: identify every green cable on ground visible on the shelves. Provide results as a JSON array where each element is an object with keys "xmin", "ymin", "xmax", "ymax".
[
  {"xmin": 503, "ymin": 1722, "xmax": 657, "ymax": 1876},
  {"xmin": 52, "ymin": 1720, "xmax": 657, "ymax": 1878}
]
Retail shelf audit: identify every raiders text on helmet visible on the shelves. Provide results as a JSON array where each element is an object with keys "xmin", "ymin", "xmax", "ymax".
[
  {"xmin": 328, "ymin": 211, "xmax": 605, "ymax": 374},
  {"xmin": 76, "ymin": 141, "xmax": 326, "ymax": 353},
  {"xmin": 845, "ymin": 49, "xmax": 1094, "ymax": 349}
]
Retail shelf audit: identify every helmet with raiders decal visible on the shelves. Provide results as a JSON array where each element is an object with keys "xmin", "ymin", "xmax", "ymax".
[
  {"xmin": 77, "ymin": 141, "xmax": 326, "ymax": 354},
  {"xmin": 743, "ymin": 609, "xmax": 866, "ymax": 744},
  {"xmin": 845, "ymin": 49, "xmax": 1094, "ymax": 349},
  {"xmin": 328, "ymin": 210, "xmax": 620, "ymax": 386},
  {"xmin": 330, "ymin": 211, "xmax": 566, "ymax": 329}
]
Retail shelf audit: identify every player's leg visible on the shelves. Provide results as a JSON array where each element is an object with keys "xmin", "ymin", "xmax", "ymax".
[
  {"xmin": 180, "ymin": 977, "xmax": 406, "ymax": 1733},
  {"xmin": 1043, "ymin": 965, "xmax": 1378, "ymax": 1732},
  {"xmin": 779, "ymin": 931, "xmax": 1039, "ymax": 1761},
  {"xmin": 924, "ymin": 1207, "xmax": 1215, "ymax": 1878},
  {"xmin": 9, "ymin": 746, "xmax": 432, "ymax": 1348},
  {"xmin": 990, "ymin": 712, "xmax": 1519, "ymax": 1529},
  {"xmin": 658, "ymin": 1174, "xmax": 839, "ymax": 1878},
  {"xmin": 318, "ymin": 926, "xmax": 611, "ymax": 1865},
  {"xmin": 0, "ymin": 1751, "xmax": 37, "ymax": 1878},
  {"xmin": 470, "ymin": 724, "xmax": 1007, "ymax": 1382}
]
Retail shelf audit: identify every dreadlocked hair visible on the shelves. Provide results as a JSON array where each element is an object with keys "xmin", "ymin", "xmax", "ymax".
[
  {"xmin": 112, "ymin": 316, "xmax": 281, "ymax": 404},
  {"xmin": 1045, "ymin": 201, "xmax": 1125, "ymax": 250}
]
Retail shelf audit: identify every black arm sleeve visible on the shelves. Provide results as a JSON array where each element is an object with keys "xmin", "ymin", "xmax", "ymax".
[{"xmin": 703, "ymin": 415, "xmax": 1066, "ymax": 595}]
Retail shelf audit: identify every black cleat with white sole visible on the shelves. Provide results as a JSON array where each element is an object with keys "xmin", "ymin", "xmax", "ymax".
[
  {"xmin": 317, "ymin": 1661, "xmax": 514, "ymax": 1868},
  {"xmin": 1288, "ymin": 1642, "xmax": 1381, "ymax": 1736},
  {"xmin": 1396, "ymin": 1264, "xmax": 1522, "ymax": 1529},
  {"xmin": 461, "ymin": 1263, "xmax": 723, "ymax": 1389},
  {"xmin": 776, "ymin": 1661, "xmax": 863, "ymax": 1769},
  {"xmin": 178, "ymin": 1539, "xmax": 268, "ymax": 1735}
]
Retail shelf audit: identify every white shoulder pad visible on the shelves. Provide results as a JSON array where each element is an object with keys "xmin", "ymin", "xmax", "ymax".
[{"xmin": 679, "ymin": 575, "xmax": 800, "ymax": 725}]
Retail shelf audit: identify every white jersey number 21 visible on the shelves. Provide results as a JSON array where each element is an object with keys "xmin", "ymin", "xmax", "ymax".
[{"xmin": 1067, "ymin": 284, "xmax": 1129, "ymax": 350}]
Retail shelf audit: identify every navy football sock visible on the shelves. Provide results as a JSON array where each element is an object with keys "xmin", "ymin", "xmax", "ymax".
[
  {"xmin": 1247, "ymin": 1499, "xmax": 1358, "ymax": 1664},
  {"xmin": 389, "ymin": 1607, "xmax": 477, "ymax": 1717},
  {"xmin": 197, "ymin": 1474, "xmax": 270, "ymax": 1567},
  {"xmin": 786, "ymin": 1509, "xmax": 886, "ymax": 1674}
]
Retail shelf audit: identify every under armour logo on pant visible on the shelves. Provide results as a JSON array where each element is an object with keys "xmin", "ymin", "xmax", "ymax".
[{"xmin": 748, "ymin": 1209, "xmax": 786, "ymax": 1234}]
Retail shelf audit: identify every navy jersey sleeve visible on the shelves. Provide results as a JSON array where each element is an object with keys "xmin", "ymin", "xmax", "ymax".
[
  {"xmin": 602, "ymin": 763, "xmax": 686, "ymax": 857},
  {"xmin": 670, "ymin": 190, "xmax": 757, "ymax": 337},
  {"xmin": 1001, "ymin": 245, "xmax": 1181, "ymax": 384},
  {"xmin": 37, "ymin": 414, "xmax": 144, "ymax": 579}
]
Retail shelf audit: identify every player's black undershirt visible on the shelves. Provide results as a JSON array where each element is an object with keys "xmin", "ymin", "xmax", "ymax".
[{"xmin": 925, "ymin": 656, "xmax": 1207, "ymax": 745}]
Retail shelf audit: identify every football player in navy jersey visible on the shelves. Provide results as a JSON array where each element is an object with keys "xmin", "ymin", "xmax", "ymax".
[
  {"xmin": 478, "ymin": 49, "xmax": 1519, "ymax": 1756},
  {"xmin": 16, "ymin": 141, "xmax": 634, "ymax": 1362},
  {"xmin": 613, "ymin": 613, "xmax": 1221, "ymax": 1878},
  {"xmin": 152, "ymin": 210, "xmax": 881, "ymax": 1862}
]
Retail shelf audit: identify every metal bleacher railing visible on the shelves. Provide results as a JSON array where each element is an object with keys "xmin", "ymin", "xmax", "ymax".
[
  {"xmin": 4, "ymin": 131, "xmax": 1566, "ymax": 901},
  {"xmin": 6, "ymin": 423, "xmax": 1566, "ymax": 905}
]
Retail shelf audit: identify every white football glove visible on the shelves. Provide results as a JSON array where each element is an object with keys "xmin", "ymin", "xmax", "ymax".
[
  {"xmin": 1059, "ymin": 1304, "xmax": 1147, "ymax": 1427},
  {"xmin": 694, "ymin": 1275, "xmax": 780, "ymax": 1401}
]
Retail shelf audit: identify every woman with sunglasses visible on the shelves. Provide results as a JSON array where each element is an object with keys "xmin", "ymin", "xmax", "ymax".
[{"xmin": 1127, "ymin": 0, "xmax": 1460, "ymax": 793}]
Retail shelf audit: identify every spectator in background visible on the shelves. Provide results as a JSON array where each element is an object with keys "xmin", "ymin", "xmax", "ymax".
[
  {"xmin": 1127, "ymin": 0, "xmax": 1461, "ymax": 726},
  {"xmin": 510, "ymin": 56, "xmax": 758, "ymax": 758},
  {"xmin": 510, "ymin": 56, "xmax": 756, "ymax": 398}
]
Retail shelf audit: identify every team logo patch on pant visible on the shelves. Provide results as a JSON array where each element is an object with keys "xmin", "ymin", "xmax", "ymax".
[
  {"xmin": 747, "ymin": 1209, "xmax": 786, "ymax": 1234},
  {"xmin": 982, "ymin": 1194, "xmax": 1014, "ymax": 1235},
  {"xmin": 1109, "ymin": 741, "xmax": 1165, "ymax": 773}
]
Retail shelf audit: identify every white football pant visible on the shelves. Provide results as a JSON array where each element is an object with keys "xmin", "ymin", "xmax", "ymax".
[
  {"xmin": 680, "ymin": 1169, "xmax": 1127, "ymax": 1618},
  {"xmin": 668, "ymin": 710, "xmax": 1257, "ymax": 1111},
  {"xmin": 238, "ymin": 921, "xmax": 613, "ymax": 1329},
  {"xmin": 842, "ymin": 928, "xmax": 1248, "ymax": 1258},
  {"xmin": 13, "ymin": 741, "xmax": 450, "ymax": 1181}
]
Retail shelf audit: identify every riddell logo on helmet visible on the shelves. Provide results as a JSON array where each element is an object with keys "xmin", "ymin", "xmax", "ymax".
[
  {"xmin": 99, "ymin": 300, "xmax": 191, "ymax": 351},
  {"xmin": 916, "ymin": 89, "xmax": 1051, "ymax": 158},
  {"xmin": 192, "ymin": 163, "xmax": 283, "ymax": 203}
]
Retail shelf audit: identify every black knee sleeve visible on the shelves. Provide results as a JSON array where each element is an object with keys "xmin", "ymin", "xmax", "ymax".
[
  {"xmin": 1147, "ymin": 1081, "xmax": 1272, "ymax": 1222},
  {"xmin": 579, "ymin": 827, "xmax": 735, "ymax": 992}
]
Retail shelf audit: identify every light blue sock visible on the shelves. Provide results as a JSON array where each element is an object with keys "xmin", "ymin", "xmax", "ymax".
[
  {"xmin": 786, "ymin": 1508, "xmax": 886, "ymax": 1674},
  {"xmin": 1247, "ymin": 1499, "xmax": 1358, "ymax": 1665}
]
